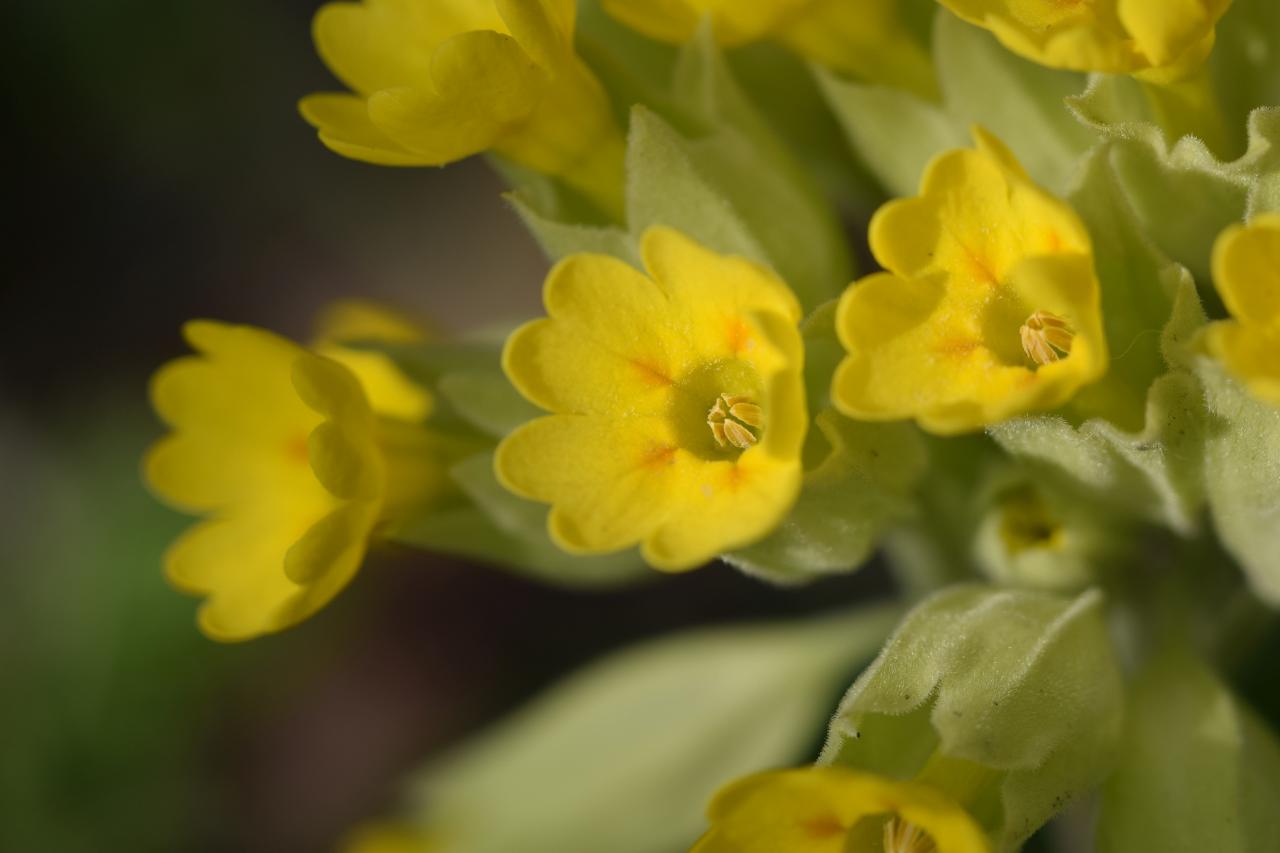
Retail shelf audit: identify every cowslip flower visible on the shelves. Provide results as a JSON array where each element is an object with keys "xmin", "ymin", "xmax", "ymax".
[
  {"xmin": 937, "ymin": 0, "xmax": 1232, "ymax": 79},
  {"xmin": 300, "ymin": 0, "xmax": 624, "ymax": 218},
  {"xmin": 602, "ymin": 0, "xmax": 935, "ymax": 97},
  {"xmin": 495, "ymin": 227, "xmax": 806, "ymax": 571},
  {"xmin": 832, "ymin": 128, "xmax": 1107, "ymax": 435},
  {"xmin": 692, "ymin": 767, "xmax": 990, "ymax": 853},
  {"xmin": 1205, "ymin": 214, "xmax": 1280, "ymax": 405},
  {"xmin": 313, "ymin": 299, "xmax": 434, "ymax": 423},
  {"xmin": 145, "ymin": 321, "xmax": 451, "ymax": 640}
]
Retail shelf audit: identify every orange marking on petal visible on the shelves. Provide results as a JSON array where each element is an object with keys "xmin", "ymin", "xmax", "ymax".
[
  {"xmin": 639, "ymin": 445, "xmax": 677, "ymax": 469},
  {"xmin": 725, "ymin": 317, "xmax": 752, "ymax": 354},
  {"xmin": 963, "ymin": 246, "xmax": 1000, "ymax": 286},
  {"xmin": 286, "ymin": 433, "xmax": 311, "ymax": 465},
  {"xmin": 1045, "ymin": 229, "xmax": 1064, "ymax": 252},
  {"xmin": 933, "ymin": 337, "xmax": 981, "ymax": 358},
  {"xmin": 631, "ymin": 359, "xmax": 673, "ymax": 386},
  {"xmin": 801, "ymin": 814, "xmax": 846, "ymax": 839}
]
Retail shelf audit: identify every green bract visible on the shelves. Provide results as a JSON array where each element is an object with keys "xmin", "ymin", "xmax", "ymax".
[{"xmin": 820, "ymin": 585, "xmax": 1124, "ymax": 851}]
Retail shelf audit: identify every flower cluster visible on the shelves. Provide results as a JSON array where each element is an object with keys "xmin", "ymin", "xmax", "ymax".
[{"xmin": 144, "ymin": 0, "xmax": 1280, "ymax": 850}]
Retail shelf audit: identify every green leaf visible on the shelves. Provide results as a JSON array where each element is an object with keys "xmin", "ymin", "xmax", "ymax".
[
  {"xmin": 821, "ymin": 585, "xmax": 1125, "ymax": 852},
  {"xmin": 505, "ymin": 186, "xmax": 639, "ymax": 265},
  {"xmin": 818, "ymin": 8, "xmax": 1092, "ymax": 199},
  {"xmin": 727, "ymin": 411, "xmax": 925, "ymax": 583},
  {"xmin": 436, "ymin": 369, "xmax": 542, "ymax": 440},
  {"xmin": 816, "ymin": 69, "xmax": 966, "ymax": 200},
  {"xmin": 392, "ymin": 453, "xmax": 647, "ymax": 588},
  {"xmin": 1197, "ymin": 359, "xmax": 1280, "ymax": 605},
  {"xmin": 411, "ymin": 606, "xmax": 900, "ymax": 853},
  {"xmin": 931, "ymin": 10, "xmax": 1093, "ymax": 194},
  {"xmin": 626, "ymin": 105, "xmax": 849, "ymax": 309},
  {"xmin": 1097, "ymin": 650, "xmax": 1280, "ymax": 853}
]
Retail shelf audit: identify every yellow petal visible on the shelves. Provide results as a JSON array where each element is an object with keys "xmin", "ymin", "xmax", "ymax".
[
  {"xmin": 495, "ymin": 0, "xmax": 576, "ymax": 70},
  {"xmin": 601, "ymin": 0, "xmax": 806, "ymax": 46},
  {"xmin": 1117, "ymin": 0, "xmax": 1231, "ymax": 68},
  {"xmin": 642, "ymin": 451, "xmax": 802, "ymax": 571},
  {"xmin": 1212, "ymin": 216, "xmax": 1280, "ymax": 329},
  {"xmin": 299, "ymin": 94, "xmax": 429, "ymax": 166},
  {"xmin": 368, "ymin": 30, "xmax": 543, "ymax": 164},
  {"xmin": 694, "ymin": 767, "xmax": 991, "ymax": 853},
  {"xmin": 313, "ymin": 0, "xmax": 506, "ymax": 96},
  {"xmin": 496, "ymin": 414, "xmax": 688, "ymax": 553},
  {"xmin": 504, "ymin": 251, "xmax": 695, "ymax": 416}
]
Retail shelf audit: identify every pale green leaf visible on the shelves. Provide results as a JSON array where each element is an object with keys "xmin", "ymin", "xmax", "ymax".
[
  {"xmin": 436, "ymin": 369, "xmax": 542, "ymax": 440},
  {"xmin": 1197, "ymin": 360, "xmax": 1280, "ymax": 605},
  {"xmin": 392, "ymin": 453, "xmax": 647, "ymax": 588},
  {"xmin": 1097, "ymin": 650, "xmax": 1280, "ymax": 853},
  {"xmin": 415, "ymin": 606, "xmax": 900, "ymax": 853}
]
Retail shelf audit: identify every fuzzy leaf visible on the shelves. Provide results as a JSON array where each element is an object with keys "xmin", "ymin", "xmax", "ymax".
[
  {"xmin": 393, "ymin": 453, "xmax": 646, "ymax": 587},
  {"xmin": 1197, "ymin": 359, "xmax": 1280, "ymax": 605},
  {"xmin": 1097, "ymin": 650, "xmax": 1280, "ymax": 853},
  {"xmin": 415, "ymin": 606, "xmax": 900, "ymax": 853},
  {"xmin": 821, "ymin": 585, "xmax": 1124, "ymax": 852}
]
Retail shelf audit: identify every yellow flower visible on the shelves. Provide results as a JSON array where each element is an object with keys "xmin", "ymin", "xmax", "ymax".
[
  {"xmin": 1205, "ymin": 214, "xmax": 1280, "ymax": 405},
  {"xmin": 602, "ymin": 0, "xmax": 935, "ymax": 97},
  {"xmin": 145, "ymin": 321, "xmax": 450, "ymax": 640},
  {"xmin": 495, "ymin": 227, "xmax": 807, "ymax": 571},
  {"xmin": 693, "ymin": 767, "xmax": 990, "ymax": 853},
  {"xmin": 342, "ymin": 821, "xmax": 436, "ymax": 853},
  {"xmin": 313, "ymin": 299, "xmax": 434, "ymax": 423},
  {"xmin": 832, "ymin": 128, "xmax": 1107, "ymax": 435},
  {"xmin": 937, "ymin": 0, "xmax": 1233, "ymax": 79},
  {"xmin": 300, "ymin": 0, "xmax": 624, "ymax": 217}
]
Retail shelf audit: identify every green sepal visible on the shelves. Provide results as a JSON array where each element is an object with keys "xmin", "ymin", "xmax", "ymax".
[
  {"xmin": 726, "ymin": 411, "xmax": 926, "ymax": 584},
  {"xmin": 1097, "ymin": 649, "xmax": 1280, "ymax": 853},
  {"xmin": 390, "ymin": 452, "xmax": 647, "ymax": 588},
  {"xmin": 972, "ymin": 469, "xmax": 1133, "ymax": 593},
  {"xmin": 818, "ymin": 8, "xmax": 1092, "ymax": 198},
  {"xmin": 411, "ymin": 606, "xmax": 900, "ymax": 853},
  {"xmin": 1196, "ymin": 358, "xmax": 1280, "ymax": 605},
  {"xmin": 820, "ymin": 585, "xmax": 1125, "ymax": 852}
]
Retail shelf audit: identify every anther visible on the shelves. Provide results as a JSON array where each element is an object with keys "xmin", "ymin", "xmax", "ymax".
[
  {"xmin": 708, "ymin": 393, "xmax": 761, "ymax": 450},
  {"xmin": 883, "ymin": 816, "xmax": 936, "ymax": 853},
  {"xmin": 1020, "ymin": 310, "xmax": 1075, "ymax": 366}
]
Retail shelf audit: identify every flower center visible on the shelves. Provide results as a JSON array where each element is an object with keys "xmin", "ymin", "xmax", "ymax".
[
  {"xmin": 1019, "ymin": 310, "xmax": 1075, "ymax": 366},
  {"xmin": 707, "ymin": 393, "xmax": 763, "ymax": 450},
  {"xmin": 883, "ymin": 816, "xmax": 936, "ymax": 853}
]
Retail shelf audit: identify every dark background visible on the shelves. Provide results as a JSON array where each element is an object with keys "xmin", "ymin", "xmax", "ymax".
[{"xmin": 1, "ymin": 3, "xmax": 885, "ymax": 850}]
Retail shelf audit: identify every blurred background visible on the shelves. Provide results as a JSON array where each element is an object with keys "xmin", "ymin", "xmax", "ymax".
[{"xmin": 1, "ymin": 3, "xmax": 886, "ymax": 850}]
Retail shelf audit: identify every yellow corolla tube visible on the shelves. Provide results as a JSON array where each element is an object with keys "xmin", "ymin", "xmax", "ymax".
[
  {"xmin": 602, "ymin": 0, "xmax": 936, "ymax": 98},
  {"xmin": 300, "ymin": 0, "xmax": 625, "ymax": 218},
  {"xmin": 936, "ymin": 0, "xmax": 1232, "ymax": 79},
  {"xmin": 495, "ymin": 226, "xmax": 808, "ymax": 571},
  {"xmin": 692, "ymin": 767, "xmax": 990, "ymax": 853},
  {"xmin": 144, "ymin": 321, "xmax": 451, "ymax": 641},
  {"xmin": 1205, "ymin": 214, "xmax": 1280, "ymax": 405},
  {"xmin": 832, "ymin": 128, "xmax": 1107, "ymax": 435}
]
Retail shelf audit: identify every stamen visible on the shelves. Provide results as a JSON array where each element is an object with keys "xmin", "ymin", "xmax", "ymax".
[
  {"xmin": 883, "ymin": 816, "xmax": 936, "ymax": 853},
  {"xmin": 1020, "ymin": 310, "xmax": 1075, "ymax": 366},
  {"xmin": 708, "ymin": 393, "xmax": 761, "ymax": 450}
]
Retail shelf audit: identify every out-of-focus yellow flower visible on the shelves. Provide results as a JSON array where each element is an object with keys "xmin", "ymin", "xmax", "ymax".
[
  {"xmin": 833, "ymin": 128, "xmax": 1107, "ymax": 435},
  {"xmin": 300, "ymin": 0, "xmax": 624, "ymax": 217},
  {"xmin": 692, "ymin": 766, "xmax": 990, "ymax": 853},
  {"xmin": 342, "ymin": 821, "xmax": 437, "ymax": 853},
  {"xmin": 1205, "ymin": 214, "xmax": 1280, "ymax": 405},
  {"xmin": 937, "ymin": 0, "xmax": 1232, "ymax": 80},
  {"xmin": 145, "ymin": 321, "xmax": 451, "ymax": 641},
  {"xmin": 603, "ymin": 0, "xmax": 935, "ymax": 97},
  {"xmin": 314, "ymin": 299, "xmax": 434, "ymax": 423},
  {"xmin": 496, "ymin": 227, "xmax": 807, "ymax": 570}
]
